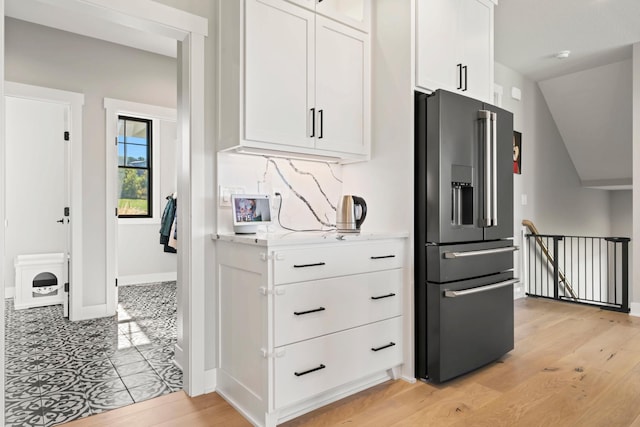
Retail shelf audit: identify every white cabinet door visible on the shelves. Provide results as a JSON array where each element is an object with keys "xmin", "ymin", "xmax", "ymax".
[
  {"xmin": 244, "ymin": 0, "xmax": 315, "ymax": 149},
  {"xmin": 315, "ymin": 16, "xmax": 368, "ymax": 155},
  {"xmin": 316, "ymin": 0, "xmax": 370, "ymax": 32},
  {"xmin": 460, "ymin": 0, "xmax": 493, "ymax": 102},
  {"xmin": 415, "ymin": 0, "xmax": 460, "ymax": 93}
]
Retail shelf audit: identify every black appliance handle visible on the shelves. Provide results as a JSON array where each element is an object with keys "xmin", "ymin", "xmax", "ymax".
[
  {"xmin": 479, "ymin": 110, "xmax": 492, "ymax": 227},
  {"xmin": 352, "ymin": 196, "xmax": 367, "ymax": 229},
  {"xmin": 443, "ymin": 246, "xmax": 519, "ymax": 259},
  {"xmin": 318, "ymin": 109, "xmax": 324, "ymax": 139},
  {"xmin": 294, "ymin": 364, "xmax": 326, "ymax": 377},
  {"xmin": 491, "ymin": 111, "xmax": 498, "ymax": 226},
  {"xmin": 444, "ymin": 278, "xmax": 519, "ymax": 298}
]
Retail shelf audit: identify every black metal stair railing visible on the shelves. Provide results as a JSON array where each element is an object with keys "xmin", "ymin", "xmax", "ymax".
[{"xmin": 524, "ymin": 231, "xmax": 630, "ymax": 313}]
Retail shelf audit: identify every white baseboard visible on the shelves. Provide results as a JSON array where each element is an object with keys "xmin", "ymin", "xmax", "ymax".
[
  {"xmin": 205, "ymin": 368, "xmax": 217, "ymax": 393},
  {"xmin": 5, "ymin": 287, "xmax": 15, "ymax": 299},
  {"xmin": 630, "ymin": 302, "xmax": 640, "ymax": 317},
  {"xmin": 118, "ymin": 272, "xmax": 177, "ymax": 286}
]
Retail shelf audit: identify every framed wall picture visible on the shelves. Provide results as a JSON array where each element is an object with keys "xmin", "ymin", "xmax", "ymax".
[{"xmin": 513, "ymin": 131, "xmax": 522, "ymax": 174}]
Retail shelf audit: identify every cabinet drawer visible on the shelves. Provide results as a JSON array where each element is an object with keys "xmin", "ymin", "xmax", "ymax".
[
  {"xmin": 274, "ymin": 316, "xmax": 402, "ymax": 409},
  {"xmin": 274, "ymin": 269, "xmax": 402, "ymax": 346},
  {"xmin": 274, "ymin": 240, "xmax": 404, "ymax": 285}
]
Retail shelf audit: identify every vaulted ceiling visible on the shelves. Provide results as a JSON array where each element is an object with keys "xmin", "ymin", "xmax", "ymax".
[{"xmin": 495, "ymin": 0, "xmax": 640, "ymax": 190}]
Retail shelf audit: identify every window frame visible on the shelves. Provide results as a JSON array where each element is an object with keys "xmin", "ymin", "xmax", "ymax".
[{"xmin": 117, "ymin": 115, "xmax": 153, "ymax": 219}]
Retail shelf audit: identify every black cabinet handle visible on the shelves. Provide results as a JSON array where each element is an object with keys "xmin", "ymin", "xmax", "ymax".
[
  {"xmin": 294, "ymin": 364, "xmax": 326, "ymax": 377},
  {"xmin": 371, "ymin": 293, "xmax": 396, "ymax": 300},
  {"xmin": 310, "ymin": 108, "xmax": 315, "ymax": 137},
  {"xmin": 318, "ymin": 109, "xmax": 324, "ymax": 139},
  {"xmin": 371, "ymin": 342, "xmax": 396, "ymax": 352},
  {"xmin": 457, "ymin": 63, "xmax": 462, "ymax": 90},
  {"xmin": 294, "ymin": 307, "xmax": 325, "ymax": 316},
  {"xmin": 462, "ymin": 65, "xmax": 468, "ymax": 91},
  {"xmin": 370, "ymin": 255, "xmax": 395, "ymax": 260},
  {"xmin": 293, "ymin": 262, "xmax": 326, "ymax": 268}
]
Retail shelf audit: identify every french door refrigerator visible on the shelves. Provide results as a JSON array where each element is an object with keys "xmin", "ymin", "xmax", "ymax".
[{"xmin": 415, "ymin": 89, "xmax": 518, "ymax": 383}]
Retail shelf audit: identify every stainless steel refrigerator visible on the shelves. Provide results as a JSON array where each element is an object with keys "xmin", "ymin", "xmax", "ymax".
[{"xmin": 415, "ymin": 89, "xmax": 518, "ymax": 383}]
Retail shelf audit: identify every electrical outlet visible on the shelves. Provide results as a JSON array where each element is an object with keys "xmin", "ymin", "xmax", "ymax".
[{"xmin": 219, "ymin": 186, "xmax": 245, "ymax": 207}]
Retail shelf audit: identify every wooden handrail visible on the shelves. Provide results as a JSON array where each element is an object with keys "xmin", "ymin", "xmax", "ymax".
[{"xmin": 522, "ymin": 220, "xmax": 577, "ymax": 300}]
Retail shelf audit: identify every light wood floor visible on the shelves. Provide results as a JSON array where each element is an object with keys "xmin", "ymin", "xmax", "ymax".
[{"xmin": 63, "ymin": 298, "xmax": 640, "ymax": 426}]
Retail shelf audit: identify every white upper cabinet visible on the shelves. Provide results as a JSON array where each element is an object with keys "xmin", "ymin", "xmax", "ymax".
[
  {"xmin": 315, "ymin": 16, "xmax": 368, "ymax": 155},
  {"xmin": 218, "ymin": 0, "xmax": 371, "ymax": 162},
  {"xmin": 415, "ymin": 0, "xmax": 494, "ymax": 102},
  {"xmin": 244, "ymin": 0, "xmax": 315, "ymax": 149},
  {"xmin": 289, "ymin": 0, "xmax": 371, "ymax": 32}
]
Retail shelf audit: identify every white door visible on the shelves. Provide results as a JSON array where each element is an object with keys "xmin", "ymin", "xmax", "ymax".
[
  {"xmin": 315, "ymin": 16, "xmax": 368, "ymax": 155},
  {"xmin": 5, "ymin": 96, "xmax": 70, "ymax": 315},
  {"xmin": 244, "ymin": 0, "xmax": 316, "ymax": 149}
]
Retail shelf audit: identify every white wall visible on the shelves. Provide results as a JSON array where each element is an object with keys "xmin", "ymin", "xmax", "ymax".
[
  {"xmin": 5, "ymin": 18, "xmax": 177, "ymax": 305},
  {"xmin": 495, "ymin": 62, "xmax": 616, "ymax": 301},
  {"xmin": 342, "ymin": 0, "xmax": 414, "ymax": 379},
  {"xmin": 495, "ymin": 62, "xmax": 611, "ymax": 238}
]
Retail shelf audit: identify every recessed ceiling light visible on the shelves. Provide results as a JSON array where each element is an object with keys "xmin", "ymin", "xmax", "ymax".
[{"xmin": 555, "ymin": 50, "xmax": 571, "ymax": 59}]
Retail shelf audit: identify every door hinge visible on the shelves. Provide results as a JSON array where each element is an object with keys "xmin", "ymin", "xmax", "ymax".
[
  {"xmin": 64, "ymin": 207, "xmax": 70, "ymax": 217},
  {"xmin": 115, "ymin": 208, "xmax": 119, "ymax": 217},
  {"xmin": 115, "ymin": 278, "xmax": 118, "ymax": 287},
  {"xmin": 64, "ymin": 131, "xmax": 70, "ymax": 141},
  {"xmin": 64, "ymin": 282, "xmax": 69, "ymax": 292},
  {"xmin": 115, "ymin": 137, "xmax": 118, "ymax": 146}
]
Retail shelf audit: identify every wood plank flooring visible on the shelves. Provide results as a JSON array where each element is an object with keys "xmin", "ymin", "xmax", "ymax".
[{"xmin": 63, "ymin": 298, "xmax": 640, "ymax": 426}]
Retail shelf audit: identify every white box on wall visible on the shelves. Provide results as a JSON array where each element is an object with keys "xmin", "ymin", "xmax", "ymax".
[{"xmin": 14, "ymin": 253, "xmax": 65, "ymax": 310}]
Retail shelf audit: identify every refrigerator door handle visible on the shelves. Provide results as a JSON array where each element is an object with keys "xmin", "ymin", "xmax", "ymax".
[
  {"xmin": 444, "ymin": 278, "xmax": 519, "ymax": 298},
  {"xmin": 491, "ymin": 112, "xmax": 498, "ymax": 226},
  {"xmin": 478, "ymin": 110, "xmax": 492, "ymax": 227},
  {"xmin": 443, "ymin": 246, "xmax": 519, "ymax": 259}
]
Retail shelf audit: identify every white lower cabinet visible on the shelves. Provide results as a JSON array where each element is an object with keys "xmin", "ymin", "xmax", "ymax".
[
  {"xmin": 216, "ymin": 236, "xmax": 405, "ymax": 427},
  {"xmin": 275, "ymin": 316, "xmax": 402, "ymax": 408}
]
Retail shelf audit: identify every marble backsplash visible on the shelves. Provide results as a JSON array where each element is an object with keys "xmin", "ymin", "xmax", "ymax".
[{"xmin": 217, "ymin": 153, "xmax": 343, "ymax": 233}]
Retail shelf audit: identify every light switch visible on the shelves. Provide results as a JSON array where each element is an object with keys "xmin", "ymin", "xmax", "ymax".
[{"xmin": 521, "ymin": 194, "xmax": 528, "ymax": 206}]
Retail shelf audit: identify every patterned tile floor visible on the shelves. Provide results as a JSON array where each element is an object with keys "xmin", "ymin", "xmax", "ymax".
[{"xmin": 5, "ymin": 281, "xmax": 183, "ymax": 427}]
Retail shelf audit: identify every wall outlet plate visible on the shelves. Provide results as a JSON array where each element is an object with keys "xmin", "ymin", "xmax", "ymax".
[{"xmin": 219, "ymin": 186, "xmax": 245, "ymax": 207}]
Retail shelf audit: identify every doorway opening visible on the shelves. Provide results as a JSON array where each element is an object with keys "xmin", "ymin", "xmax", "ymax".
[{"xmin": 1, "ymin": 0, "xmax": 208, "ymax": 422}]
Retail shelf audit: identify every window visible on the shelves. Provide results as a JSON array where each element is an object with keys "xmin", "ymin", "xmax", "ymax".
[{"xmin": 118, "ymin": 116, "xmax": 152, "ymax": 218}]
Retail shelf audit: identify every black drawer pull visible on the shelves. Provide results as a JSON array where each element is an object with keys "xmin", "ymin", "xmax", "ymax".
[
  {"xmin": 370, "ymin": 255, "xmax": 396, "ymax": 260},
  {"xmin": 294, "ymin": 364, "xmax": 326, "ymax": 377},
  {"xmin": 371, "ymin": 342, "xmax": 396, "ymax": 352},
  {"xmin": 294, "ymin": 307, "xmax": 326, "ymax": 316},
  {"xmin": 293, "ymin": 262, "xmax": 326, "ymax": 268},
  {"xmin": 371, "ymin": 293, "xmax": 396, "ymax": 300}
]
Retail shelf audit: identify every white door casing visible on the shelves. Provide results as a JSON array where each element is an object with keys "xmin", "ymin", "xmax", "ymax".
[
  {"xmin": 104, "ymin": 98, "xmax": 177, "ymax": 314},
  {"xmin": 4, "ymin": 82, "xmax": 84, "ymax": 321},
  {"xmin": 0, "ymin": 0, "xmax": 208, "ymax": 398}
]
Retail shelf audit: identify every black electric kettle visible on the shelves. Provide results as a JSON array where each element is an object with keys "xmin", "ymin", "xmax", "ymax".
[{"xmin": 336, "ymin": 195, "xmax": 367, "ymax": 233}]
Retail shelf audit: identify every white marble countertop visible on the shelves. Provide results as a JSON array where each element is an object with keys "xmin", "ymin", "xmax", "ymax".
[{"xmin": 213, "ymin": 230, "xmax": 409, "ymax": 246}]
